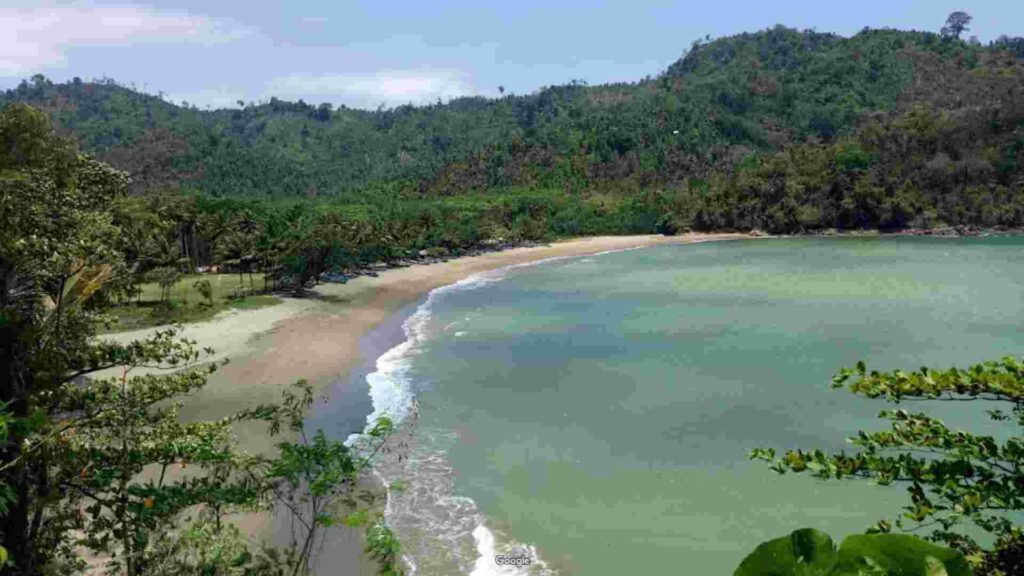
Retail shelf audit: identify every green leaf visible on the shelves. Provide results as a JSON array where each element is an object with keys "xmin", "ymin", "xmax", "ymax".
[
  {"xmin": 923, "ymin": 556, "xmax": 948, "ymax": 576},
  {"xmin": 734, "ymin": 528, "xmax": 838, "ymax": 576},
  {"xmin": 343, "ymin": 510, "xmax": 370, "ymax": 527},
  {"xmin": 735, "ymin": 531, "xmax": 971, "ymax": 576},
  {"xmin": 833, "ymin": 534, "xmax": 971, "ymax": 576}
]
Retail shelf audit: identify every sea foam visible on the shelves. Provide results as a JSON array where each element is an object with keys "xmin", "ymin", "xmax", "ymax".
[{"xmin": 350, "ymin": 249, "xmax": 647, "ymax": 575}]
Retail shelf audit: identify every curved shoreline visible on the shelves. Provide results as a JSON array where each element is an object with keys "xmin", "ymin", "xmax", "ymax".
[
  {"xmin": 122, "ymin": 234, "xmax": 747, "ymax": 438},
  {"xmin": 110, "ymin": 234, "xmax": 746, "ymax": 574}
]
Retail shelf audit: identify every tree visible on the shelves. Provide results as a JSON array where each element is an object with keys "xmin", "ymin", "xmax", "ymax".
[
  {"xmin": 1, "ymin": 103, "xmax": 131, "ymax": 573},
  {"xmin": 146, "ymin": 266, "xmax": 183, "ymax": 303},
  {"xmin": 193, "ymin": 278, "xmax": 213, "ymax": 306},
  {"xmin": 247, "ymin": 381, "xmax": 401, "ymax": 576},
  {"xmin": 216, "ymin": 232, "xmax": 257, "ymax": 294},
  {"xmin": 941, "ymin": 11, "xmax": 972, "ymax": 40},
  {"xmin": 0, "ymin": 103, "xmax": 407, "ymax": 575},
  {"xmin": 314, "ymin": 103, "xmax": 332, "ymax": 122},
  {"xmin": 751, "ymin": 356, "xmax": 1024, "ymax": 572},
  {"xmin": 279, "ymin": 212, "xmax": 351, "ymax": 296},
  {"xmin": 256, "ymin": 217, "xmax": 290, "ymax": 293},
  {"xmin": 0, "ymin": 142, "xmax": 266, "ymax": 569},
  {"xmin": 44, "ymin": 333, "xmax": 266, "ymax": 575}
]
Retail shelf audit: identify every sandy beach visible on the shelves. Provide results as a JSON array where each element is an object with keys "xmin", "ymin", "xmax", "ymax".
[
  {"xmin": 107, "ymin": 233, "xmax": 744, "ymax": 433},
  {"xmin": 101, "ymin": 232, "xmax": 745, "ymax": 574}
]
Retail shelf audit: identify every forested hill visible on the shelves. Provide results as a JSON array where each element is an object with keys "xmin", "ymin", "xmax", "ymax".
[{"xmin": 3, "ymin": 25, "xmax": 1024, "ymax": 232}]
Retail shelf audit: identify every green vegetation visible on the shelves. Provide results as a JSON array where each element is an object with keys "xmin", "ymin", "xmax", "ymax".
[
  {"xmin": 365, "ymin": 520, "xmax": 404, "ymax": 576},
  {"xmin": 664, "ymin": 97, "xmax": 1024, "ymax": 233},
  {"xmin": 248, "ymin": 380, "xmax": 399, "ymax": 576},
  {"xmin": 134, "ymin": 273, "xmax": 251, "ymax": 302},
  {"xmin": 735, "ymin": 528, "xmax": 971, "ymax": 576},
  {"xmin": 748, "ymin": 356, "xmax": 1024, "ymax": 574},
  {"xmin": 3, "ymin": 10, "xmax": 1024, "ymax": 574},
  {"xmin": 2, "ymin": 25, "xmax": 1022, "ymax": 241},
  {"xmin": 0, "ymin": 28, "xmax": 991, "ymax": 196},
  {"xmin": 93, "ymin": 184, "xmax": 672, "ymax": 333},
  {"xmin": 0, "ymin": 103, "xmax": 401, "ymax": 575},
  {"xmin": 100, "ymin": 273, "xmax": 281, "ymax": 332}
]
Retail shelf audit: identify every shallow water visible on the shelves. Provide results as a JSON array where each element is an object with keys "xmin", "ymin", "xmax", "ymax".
[{"xmin": 338, "ymin": 237, "xmax": 1024, "ymax": 575}]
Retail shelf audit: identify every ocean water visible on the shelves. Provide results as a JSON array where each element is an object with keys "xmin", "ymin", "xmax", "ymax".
[{"xmin": 343, "ymin": 237, "xmax": 1024, "ymax": 575}]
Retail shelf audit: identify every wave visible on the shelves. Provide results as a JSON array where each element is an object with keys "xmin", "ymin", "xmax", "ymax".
[
  {"xmin": 347, "ymin": 245, "xmax": 683, "ymax": 573},
  {"xmin": 347, "ymin": 261, "xmax": 568, "ymax": 575},
  {"xmin": 349, "ymin": 246, "xmax": 649, "ymax": 439}
]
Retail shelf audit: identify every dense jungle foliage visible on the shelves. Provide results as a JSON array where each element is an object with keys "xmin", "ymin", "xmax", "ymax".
[{"xmin": 1, "ymin": 26, "xmax": 1022, "ymax": 239}]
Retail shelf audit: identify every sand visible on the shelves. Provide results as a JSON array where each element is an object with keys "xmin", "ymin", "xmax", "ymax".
[
  {"xmin": 103, "ymin": 234, "xmax": 744, "ymax": 434},
  {"xmin": 108, "ymin": 234, "xmax": 743, "ymax": 420},
  {"xmin": 98, "ymin": 233, "xmax": 745, "ymax": 574}
]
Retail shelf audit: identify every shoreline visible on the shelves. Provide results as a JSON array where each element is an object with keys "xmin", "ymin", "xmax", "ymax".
[
  {"xmin": 88, "ymin": 231, "xmax": 1020, "ymax": 574},
  {"xmin": 123, "ymin": 233, "xmax": 748, "ymax": 443},
  {"xmin": 98, "ymin": 231, "xmax": 1014, "ymax": 574},
  {"xmin": 98, "ymin": 233, "xmax": 746, "ymax": 574}
]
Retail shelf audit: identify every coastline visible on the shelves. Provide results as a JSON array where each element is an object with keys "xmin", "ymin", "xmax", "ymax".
[
  {"xmin": 110, "ymin": 233, "xmax": 748, "ymax": 445},
  {"xmin": 88, "ymin": 231, "xmax": 1019, "ymax": 574},
  {"xmin": 100, "ymin": 233, "xmax": 745, "ymax": 574}
]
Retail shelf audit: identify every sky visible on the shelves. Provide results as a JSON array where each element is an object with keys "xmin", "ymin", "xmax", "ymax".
[{"xmin": 1, "ymin": 1, "xmax": 1021, "ymax": 110}]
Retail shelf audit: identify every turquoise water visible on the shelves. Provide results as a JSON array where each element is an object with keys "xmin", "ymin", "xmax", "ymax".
[{"xmin": 361, "ymin": 237, "xmax": 1024, "ymax": 575}]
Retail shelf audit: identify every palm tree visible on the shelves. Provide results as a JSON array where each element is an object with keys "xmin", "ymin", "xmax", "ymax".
[
  {"xmin": 256, "ymin": 217, "xmax": 289, "ymax": 293},
  {"xmin": 215, "ymin": 232, "xmax": 257, "ymax": 295},
  {"xmin": 198, "ymin": 211, "xmax": 230, "ymax": 265},
  {"xmin": 234, "ymin": 210, "xmax": 261, "ymax": 236}
]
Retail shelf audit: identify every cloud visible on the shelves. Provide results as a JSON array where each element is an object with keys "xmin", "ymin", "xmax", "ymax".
[
  {"xmin": 265, "ymin": 69, "xmax": 485, "ymax": 109},
  {"xmin": 0, "ymin": 2, "xmax": 250, "ymax": 75}
]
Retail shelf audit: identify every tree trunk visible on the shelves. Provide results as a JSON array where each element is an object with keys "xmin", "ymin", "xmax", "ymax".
[
  {"xmin": 191, "ymin": 223, "xmax": 200, "ymax": 271},
  {"xmin": 179, "ymin": 225, "xmax": 188, "ymax": 274},
  {"xmin": 1, "ymin": 263, "xmax": 41, "ymax": 575},
  {"xmin": 2, "ymin": 375, "xmax": 41, "ymax": 576},
  {"xmin": 7, "ymin": 465, "xmax": 35, "ymax": 575}
]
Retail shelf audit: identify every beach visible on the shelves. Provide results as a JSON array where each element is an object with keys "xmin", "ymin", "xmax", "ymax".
[
  {"xmin": 105, "ymin": 234, "xmax": 745, "ymax": 438},
  {"xmin": 100, "ymin": 232, "xmax": 744, "ymax": 574}
]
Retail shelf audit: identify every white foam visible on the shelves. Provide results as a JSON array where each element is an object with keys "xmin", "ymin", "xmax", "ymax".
[
  {"xmin": 471, "ymin": 523, "xmax": 550, "ymax": 576},
  {"xmin": 352, "ymin": 251, "xmax": 633, "ymax": 575},
  {"xmin": 346, "ymin": 272, "xmax": 501, "ymax": 446},
  {"xmin": 350, "ymin": 258, "xmax": 571, "ymax": 443}
]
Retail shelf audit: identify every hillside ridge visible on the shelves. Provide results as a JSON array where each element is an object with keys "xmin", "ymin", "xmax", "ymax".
[{"xmin": 3, "ymin": 25, "xmax": 1019, "ymax": 201}]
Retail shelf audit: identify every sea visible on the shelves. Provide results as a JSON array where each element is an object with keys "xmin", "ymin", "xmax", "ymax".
[{"xmin": 313, "ymin": 236, "xmax": 1024, "ymax": 575}]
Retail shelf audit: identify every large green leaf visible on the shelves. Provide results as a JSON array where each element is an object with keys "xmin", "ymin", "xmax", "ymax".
[
  {"xmin": 734, "ymin": 530, "xmax": 971, "ymax": 576},
  {"xmin": 734, "ymin": 528, "xmax": 838, "ymax": 576},
  {"xmin": 833, "ymin": 534, "xmax": 972, "ymax": 576}
]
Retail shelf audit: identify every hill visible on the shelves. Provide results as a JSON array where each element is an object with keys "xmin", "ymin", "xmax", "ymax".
[
  {"xmin": 0, "ymin": 27, "xmax": 1015, "ymax": 192},
  {"xmin": 3, "ymin": 24, "xmax": 1024, "ymax": 233}
]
